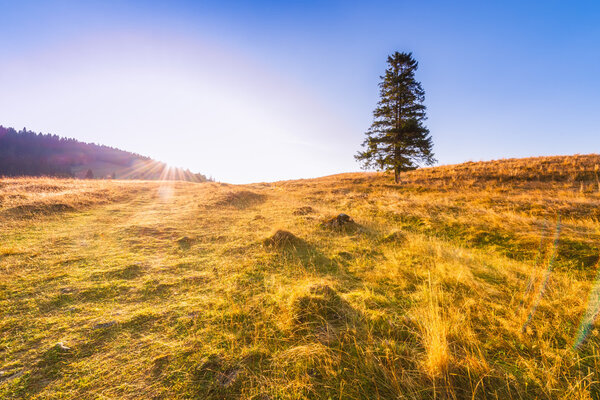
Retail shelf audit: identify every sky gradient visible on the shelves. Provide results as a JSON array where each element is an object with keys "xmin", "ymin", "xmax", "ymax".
[{"xmin": 1, "ymin": 1, "xmax": 599, "ymax": 183}]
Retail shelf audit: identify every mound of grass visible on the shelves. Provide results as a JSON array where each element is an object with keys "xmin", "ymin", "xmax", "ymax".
[
  {"xmin": 290, "ymin": 284, "xmax": 355, "ymax": 332},
  {"xmin": 292, "ymin": 206, "xmax": 314, "ymax": 215},
  {"xmin": 321, "ymin": 213, "xmax": 361, "ymax": 233},
  {"xmin": 2, "ymin": 202, "xmax": 75, "ymax": 218},
  {"xmin": 176, "ymin": 236, "xmax": 194, "ymax": 250},
  {"xmin": 263, "ymin": 230, "xmax": 307, "ymax": 250},
  {"xmin": 380, "ymin": 230, "xmax": 407, "ymax": 244},
  {"xmin": 214, "ymin": 190, "xmax": 266, "ymax": 209}
]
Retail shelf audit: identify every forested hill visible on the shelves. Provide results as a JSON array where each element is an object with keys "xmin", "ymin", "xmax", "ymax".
[{"xmin": 0, "ymin": 126, "xmax": 209, "ymax": 181}]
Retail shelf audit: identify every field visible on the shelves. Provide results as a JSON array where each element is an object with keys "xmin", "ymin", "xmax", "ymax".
[{"xmin": 1, "ymin": 154, "xmax": 600, "ymax": 399}]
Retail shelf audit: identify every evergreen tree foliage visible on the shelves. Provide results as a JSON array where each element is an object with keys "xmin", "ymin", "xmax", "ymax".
[
  {"xmin": 356, "ymin": 51, "xmax": 435, "ymax": 182},
  {"xmin": 0, "ymin": 125, "xmax": 211, "ymax": 182}
]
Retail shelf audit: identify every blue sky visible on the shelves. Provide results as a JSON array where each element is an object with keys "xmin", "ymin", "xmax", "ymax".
[{"xmin": 1, "ymin": 1, "xmax": 599, "ymax": 183}]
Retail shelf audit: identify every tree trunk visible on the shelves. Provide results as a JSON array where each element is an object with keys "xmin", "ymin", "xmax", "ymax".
[{"xmin": 394, "ymin": 168, "xmax": 401, "ymax": 184}]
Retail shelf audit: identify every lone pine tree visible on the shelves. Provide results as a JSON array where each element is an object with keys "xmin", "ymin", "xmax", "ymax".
[{"xmin": 356, "ymin": 51, "xmax": 435, "ymax": 183}]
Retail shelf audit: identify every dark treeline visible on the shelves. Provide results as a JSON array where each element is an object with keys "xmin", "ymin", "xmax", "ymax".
[
  {"xmin": 0, "ymin": 126, "xmax": 145, "ymax": 177},
  {"xmin": 0, "ymin": 126, "xmax": 209, "ymax": 181}
]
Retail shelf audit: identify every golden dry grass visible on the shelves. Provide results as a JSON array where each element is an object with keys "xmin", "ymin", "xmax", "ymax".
[{"xmin": 1, "ymin": 154, "xmax": 599, "ymax": 399}]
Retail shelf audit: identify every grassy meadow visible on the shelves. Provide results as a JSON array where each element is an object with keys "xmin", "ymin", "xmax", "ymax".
[{"xmin": 1, "ymin": 154, "xmax": 600, "ymax": 399}]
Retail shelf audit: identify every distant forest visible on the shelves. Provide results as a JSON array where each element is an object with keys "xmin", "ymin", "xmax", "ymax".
[{"xmin": 0, "ymin": 126, "xmax": 209, "ymax": 182}]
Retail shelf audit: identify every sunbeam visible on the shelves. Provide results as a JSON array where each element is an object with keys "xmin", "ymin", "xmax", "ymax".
[
  {"xmin": 573, "ymin": 258, "xmax": 600, "ymax": 349},
  {"xmin": 522, "ymin": 214, "xmax": 561, "ymax": 334}
]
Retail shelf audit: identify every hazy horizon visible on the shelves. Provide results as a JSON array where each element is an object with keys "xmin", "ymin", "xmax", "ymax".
[{"xmin": 2, "ymin": 1, "xmax": 599, "ymax": 183}]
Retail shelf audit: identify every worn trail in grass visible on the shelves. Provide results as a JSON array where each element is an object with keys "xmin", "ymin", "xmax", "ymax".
[{"xmin": 1, "ymin": 155, "xmax": 600, "ymax": 399}]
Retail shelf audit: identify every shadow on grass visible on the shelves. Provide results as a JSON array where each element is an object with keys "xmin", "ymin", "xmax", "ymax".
[
  {"xmin": 6, "ymin": 310, "xmax": 166, "ymax": 399},
  {"xmin": 11, "ymin": 344, "xmax": 74, "ymax": 397},
  {"xmin": 262, "ymin": 230, "xmax": 339, "ymax": 274},
  {"xmin": 1, "ymin": 203, "xmax": 75, "ymax": 220},
  {"xmin": 75, "ymin": 311, "xmax": 163, "ymax": 359},
  {"xmin": 37, "ymin": 283, "xmax": 133, "ymax": 313},
  {"xmin": 163, "ymin": 349, "xmax": 271, "ymax": 399},
  {"xmin": 90, "ymin": 263, "xmax": 146, "ymax": 281}
]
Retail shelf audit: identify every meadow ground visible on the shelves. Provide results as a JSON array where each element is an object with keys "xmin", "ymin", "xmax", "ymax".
[{"xmin": 1, "ymin": 154, "xmax": 600, "ymax": 399}]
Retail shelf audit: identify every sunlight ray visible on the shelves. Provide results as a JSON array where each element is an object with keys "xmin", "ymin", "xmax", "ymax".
[
  {"xmin": 573, "ymin": 258, "xmax": 600, "ymax": 349},
  {"xmin": 522, "ymin": 214, "xmax": 561, "ymax": 333}
]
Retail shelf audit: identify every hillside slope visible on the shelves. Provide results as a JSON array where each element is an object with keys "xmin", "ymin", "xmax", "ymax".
[
  {"xmin": 0, "ymin": 126, "xmax": 208, "ymax": 181},
  {"xmin": 0, "ymin": 154, "xmax": 599, "ymax": 399}
]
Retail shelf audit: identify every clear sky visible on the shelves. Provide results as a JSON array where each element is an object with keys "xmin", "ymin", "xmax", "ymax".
[{"xmin": 1, "ymin": 1, "xmax": 599, "ymax": 183}]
